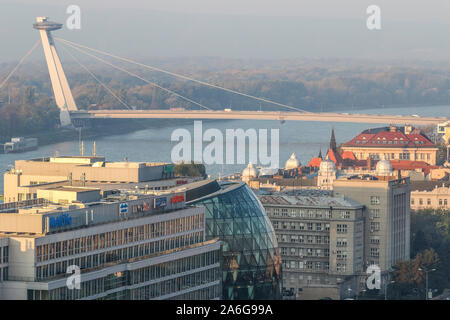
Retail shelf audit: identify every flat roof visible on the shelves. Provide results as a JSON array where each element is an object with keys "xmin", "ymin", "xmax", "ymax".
[{"xmin": 259, "ymin": 194, "xmax": 363, "ymax": 209}]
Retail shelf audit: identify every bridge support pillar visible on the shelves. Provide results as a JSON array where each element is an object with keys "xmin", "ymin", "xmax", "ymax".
[{"xmin": 33, "ymin": 17, "xmax": 77, "ymax": 127}]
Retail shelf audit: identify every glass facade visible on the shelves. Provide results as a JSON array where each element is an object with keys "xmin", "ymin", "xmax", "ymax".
[{"xmin": 191, "ymin": 182, "xmax": 282, "ymax": 300}]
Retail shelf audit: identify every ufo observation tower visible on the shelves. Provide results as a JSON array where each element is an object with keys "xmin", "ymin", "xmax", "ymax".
[{"xmin": 34, "ymin": 17, "xmax": 77, "ymax": 127}]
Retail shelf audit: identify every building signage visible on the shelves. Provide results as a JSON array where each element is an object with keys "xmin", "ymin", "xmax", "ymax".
[
  {"xmin": 119, "ymin": 202, "xmax": 129, "ymax": 214},
  {"xmin": 154, "ymin": 197, "xmax": 167, "ymax": 208},
  {"xmin": 171, "ymin": 194, "xmax": 185, "ymax": 204},
  {"xmin": 49, "ymin": 213, "xmax": 72, "ymax": 228}
]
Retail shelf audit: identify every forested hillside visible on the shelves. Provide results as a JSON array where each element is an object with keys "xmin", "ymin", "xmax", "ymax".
[{"xmin": 1, "ymin": 58, "xmax": 450, "ymax": 139}]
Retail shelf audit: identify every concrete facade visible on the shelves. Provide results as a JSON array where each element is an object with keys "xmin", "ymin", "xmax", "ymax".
[
  {"xmin": 333, "ymin": 176, "xmax": 410, "ymax": 293},
  {"xmin": 260, "ymin": 194, "xmax": 364, "ymax": 300},
  {"xmin": 0, "ymin": 188, "xmax": 221, "ymax": 300},
  {"xmin": 3, "ymin": 156, "xmax": 175, "ymax": 203}
]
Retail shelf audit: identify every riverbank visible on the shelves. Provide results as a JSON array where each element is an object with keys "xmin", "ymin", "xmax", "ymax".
[{"xmin": 15, "ymin": 118, "xmax": 201, "ymax": 148}]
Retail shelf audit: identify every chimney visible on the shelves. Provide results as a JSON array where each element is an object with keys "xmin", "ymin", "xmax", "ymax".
[
  {"xmin": 389, "ymin": 125, "xmax": 397, "ymax": 132},
  {"xmin": 404, "ymin": 125, "xmax": 413, "ymax": 134},
  {"xmin": 367, "ymin": 157, "xmax": 372, "ymax": 170}
]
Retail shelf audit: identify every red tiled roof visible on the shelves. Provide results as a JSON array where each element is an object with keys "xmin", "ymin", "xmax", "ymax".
[
  {"xmin": 341, "ymin": 151, "xmax": 356, "ymax": 160},
  {"xmin": 307, "ymin": 158, "xmax": 322, "ymax": 167},
  {"xmin": 327, "ymin": 149, "xmax": 343, "ymax": 164},
  {"xmin": 389, "ymin": 160, "xmax": 439, "ymax": 174},
  {"xmin": 343, "ymin": 128, "xmax": 435, "ymax": 148}
]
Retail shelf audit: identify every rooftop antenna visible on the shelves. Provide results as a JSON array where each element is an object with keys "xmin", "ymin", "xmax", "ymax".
[
  {"xmin": 80, "ymin": 140, "xmax": 85, "ymax": 156},
  {"xmin": 81, "ymin": 172, "xmax": 86, "ymax": 186},
  {"xmin": 78, "ymin": 127, "xmax": 82, "ymax": 153},
  {"xmin": 92, "ymin": 141, "xmax": 97, "ymax": 157}
]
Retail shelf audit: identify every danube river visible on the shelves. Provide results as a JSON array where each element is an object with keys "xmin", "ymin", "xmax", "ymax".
[{"xmin": 0, "ymin": 105, "xmax": 448, "ymax": 195}]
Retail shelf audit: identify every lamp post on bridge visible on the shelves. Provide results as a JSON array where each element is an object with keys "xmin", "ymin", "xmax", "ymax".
[{"xmin": 418, "ymin": 267, "xmax": 436, "ymax": 300}]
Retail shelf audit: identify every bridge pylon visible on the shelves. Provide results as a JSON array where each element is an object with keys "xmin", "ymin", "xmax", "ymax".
[{"xmin": 33, "ymin": 17, "xmax": 77, "ymax": 127}]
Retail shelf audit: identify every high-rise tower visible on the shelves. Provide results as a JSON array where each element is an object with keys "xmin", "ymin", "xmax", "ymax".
[{"xmin": 33, "ymin": 17, "xmax": 77, "ymax": 127}]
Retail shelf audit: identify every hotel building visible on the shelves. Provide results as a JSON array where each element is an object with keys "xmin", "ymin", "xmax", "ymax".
[
  {"xmin": 340, "ymin": 125, "xmax": 438, "ymax": 165},
  {"xmin": 0, "ymin": 187, "xmax": 221, "ymax": 300}
]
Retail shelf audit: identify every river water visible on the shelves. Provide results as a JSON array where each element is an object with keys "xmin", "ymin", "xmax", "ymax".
[{"xmin": 0, "ymin": 105, "xmax": 449, "ymax": 195}]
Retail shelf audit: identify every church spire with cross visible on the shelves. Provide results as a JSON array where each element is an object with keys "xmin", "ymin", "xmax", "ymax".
[{"xmin": 329, "ymin": 128, "xmax": 337, "ymax": 153}]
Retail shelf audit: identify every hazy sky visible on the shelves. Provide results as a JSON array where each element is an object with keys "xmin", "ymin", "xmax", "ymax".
[{"xmin": 1, "ymin": 0, "xmax": 450, "ymax": 62}]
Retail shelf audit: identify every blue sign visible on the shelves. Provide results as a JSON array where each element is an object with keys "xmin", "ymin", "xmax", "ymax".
[
  {"xmin": 49, "ymin": 213, "xmax": 72, "ymax": 228},
  {"xmin": 119, "ymin": 202, "xmax": 129, "ymax": 214},
  {"xmin": 154, "ymin": 197, "xmax": 167, "ymax": 208}
]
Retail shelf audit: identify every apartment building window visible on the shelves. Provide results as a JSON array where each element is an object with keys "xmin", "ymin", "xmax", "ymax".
[
  {"xmin": 337, "ymin": 224, "xmax": 348, "ymax": 234},
  {"xmin": 370, "ymin": 222, "xmax": 381, "ymax": 232},
  {"xmin": 316, "ymin": 223, "xmax": 322, "ymax": 231},
  {"xmin": 370, "ymin": 209, "xmax": 380, "ymax": 219},
  {"xmin": 370, "ymin": 248, "xmax": 380, "ymax": 258},
  {"xmin": 2, "ymin": 246, "xmax": 8, "ymax": 263},
  {"xmin": 290, "ymin": 209, "xmax": 297, "ymax": 217},
  {"xmin": 282, "ymin": 209, "xmax": 288, "ymax": 216},
  {"xmin": 445, "ymin": 199, "xmax": 448, "ymax": 207},
  {"xmin": 299, "ymin": 223, "xmax": 305, "ymax": 230},
  {"xmin": 307, "ymin": 223, "xmax": 313, "ymax": 231},
  {"xmin": 306, "ymin": 262, "xmax": 313, "ymax": 270},
  {"xmin": 299, "ymin": 235, "xmax": 304, "ymax": 243},
  {"xmin": 281, "ymin": 247, "xmax": 287, "ymax": 255},
  {"xmin": 316, "ymin": 236, "xmax": 322, "ymax": 244},
  {"xmin": 298, "ymin": 248, "xmax": 304, "ymax": 257},
  {"xmin": 411, "ymin": 199, "xmax": 415, "ymax": 205},
  {"xmin": 325, "ymin": 223, "xmax": 330, "ymax": 231},
  {"xmin": 325, "ymin": 211, "xmax": 331, "ymax": 219},
  {"xmin": 316, "ymin": 249, "xmax": 321, "ymax": 257},
  {"xmin": 315, "ymin": 262, "xmax": 321, "ymax": 270},
  {"xmin": 427, "ymin": 199, "xmax": 431, "ymax": 206},
  {"xmin": 336, "ymin": 238, "xmax": 347, "ymax": 247},
  {"xmin": 290, "ymin": 261, "xmax": 297, "ymax": 269},
  {"xmin": 324, "ymin": 236, "xmax": 330, "ymax": 244},
  {"xmin": 336, "ymin": 263, "xmax": 346, "ymax": 272},
  {"xmin": 307, "ymin": 236, "xmax": 313, "ymax": 244},
  {"xmin": 273, "ymin": 208, "xmax": 279, "ymax": 216},
  {"xmin": 341, "ymin": 211, "xmax": 351, "ymax": 219},
  {"xmin": 370, "ymin": 196, "xmax": 380, "ymax": 205},
  {"xmin": 290, "ymin": 248, "xmax": 296, "ymax": 256},
  {"xmin": 324, "ymin": 249, "xmax": 330, "ymax": 257},
  {"xmin": 273, "ymin": 221, "xmax": 279, "ymax": 229},
  {"xmin": 419, "ymin": 199, "xmax": 423, "ymax": 205},
  {"xmin": 290, "ymin": 222, "xmax": 296, "ymax": 230},
  {"xmin": 337, "ymin": 250, "xmax": 347, "ymax": 260},
  {"xmin": 291, "ymin": 235, "xmax": 298, "ymax": 243},
  {"xmin": 370, "ymin": 237, "xmax": 380, "ymax": 245},
  {"xmin": 399, "ymin": 152, "xmax": 410, "ymax": 160},
  {"xmin": 282, "ymin": 222, "xmax": 288, "ymax": 229}
]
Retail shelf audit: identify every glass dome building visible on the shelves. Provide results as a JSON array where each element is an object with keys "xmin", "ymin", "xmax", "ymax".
[{"xmin": 180, "ymin": 180, "xmax": 282, "ymax": 300}]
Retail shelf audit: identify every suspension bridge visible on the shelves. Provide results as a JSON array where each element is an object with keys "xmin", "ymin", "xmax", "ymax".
[{"xmin": 0, "ymin": 17, "xmax": 448, "ymax": 127}]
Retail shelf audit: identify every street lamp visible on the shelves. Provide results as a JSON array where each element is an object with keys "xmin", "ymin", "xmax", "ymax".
[
  {"xmin": 418, "ymin": 267, "xmax": 436, "ymax": 300},
  {"xmin": 385, "ymin": 280, "xmax": 395, "ymax": 300}
]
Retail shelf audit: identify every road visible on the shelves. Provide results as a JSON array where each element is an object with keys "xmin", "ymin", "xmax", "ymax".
[{"xmin": 70, "ymin": 109, "xmax": 449, "ymax": 125}]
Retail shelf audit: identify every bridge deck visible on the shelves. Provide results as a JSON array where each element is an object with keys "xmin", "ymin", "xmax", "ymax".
[{"xmin": 69, "ymin": 109, "xmax": 448, "ymax": 125}]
